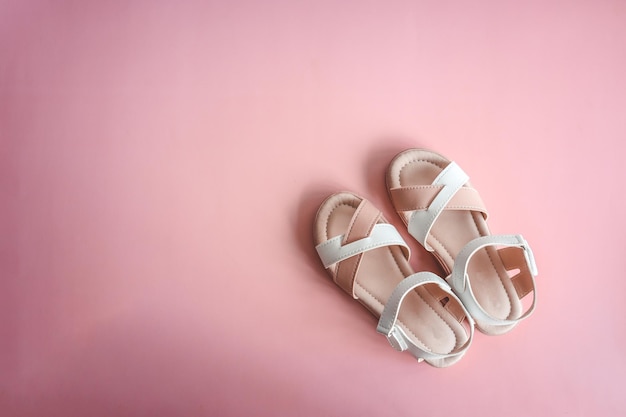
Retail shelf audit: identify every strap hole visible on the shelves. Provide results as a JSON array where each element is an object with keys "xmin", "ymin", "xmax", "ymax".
[
  {"xmin": 507, "ymin": 268, "xmax": 521, "ymax": 278},
  {"xmin": 440, "ymin": 296, "xmax": 450, "ymax": 307}
]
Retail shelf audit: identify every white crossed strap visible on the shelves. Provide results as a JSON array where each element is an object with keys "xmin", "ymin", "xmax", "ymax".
[
  {"xmin": 376, "ymin": 272, "xmax": 475, "ymax": 364},
  {"xmin": 315, "ymin": 223, "xmax": 410, "ymax": 268},
  {"xmin": 408, "ymin": 161, "xmax": 468, "ymax": 250},
  {"xmin": 448, "ymin": 234, "xmax": 538, "ymax": 328},
  {"xmin": 407, "ymin": 161, "xmax": 485, "ymax": 251}
]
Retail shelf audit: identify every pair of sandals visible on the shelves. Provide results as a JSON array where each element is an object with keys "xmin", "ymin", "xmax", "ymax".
[{"xmin": 313, "ymin": 149, "xmax": 538, "ymax": 367}]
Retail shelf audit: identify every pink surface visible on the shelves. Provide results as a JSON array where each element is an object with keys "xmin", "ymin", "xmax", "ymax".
[{"xmin": 2, "ymin": 0, "xmax": 625, "ymax": 415}]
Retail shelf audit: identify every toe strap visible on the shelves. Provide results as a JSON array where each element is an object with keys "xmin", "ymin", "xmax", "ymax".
[
  {"xmin": 399, "ymin": 161, "xmax": 488, "ymax": 251},
  {"xmin": 315, "ymin": 223, "xmax": 409, "ymax": 269},
  {"xmin": 315, "ymin": 198, "xmax": 411, "ymax": 298}
]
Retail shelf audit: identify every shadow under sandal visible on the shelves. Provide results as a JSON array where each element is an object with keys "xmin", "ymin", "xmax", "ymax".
[
  {"xmin": 386, "ymin": 149, "xmax": 538, "ymax": 335},
  {"xmin": 313, "ymin": 191, "xmax": 474, "ymax": 367}
]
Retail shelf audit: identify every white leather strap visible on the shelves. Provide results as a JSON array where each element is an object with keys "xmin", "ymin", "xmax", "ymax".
[
  {"xmin": 376, "ymin": 272, "xmax": 474, "ymax": 363},
  {"xmin": 407, "ymin": 162, "xmax": 469, "ymax": 251},
  {"xmin": 315, "ymin": 223, "xmax": 410, "ymax": 269},
  {"xmin": 448, "ymin": 235, "xmax": 538, "ymax": 328}
]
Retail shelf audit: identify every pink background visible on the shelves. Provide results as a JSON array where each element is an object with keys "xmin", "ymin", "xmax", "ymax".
[{"xmin": 2, "ymin": 1, "xmax": 625, "ymax": 416}]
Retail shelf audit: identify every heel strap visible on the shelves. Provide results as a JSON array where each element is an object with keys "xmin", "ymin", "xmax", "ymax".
[
  {"xmin": 376, "ymin": 272, "xmax": 474, "ymax": 364},
  {"xmin": 448, "ymin": 235, "xmax": 538, "ymax": 328}
]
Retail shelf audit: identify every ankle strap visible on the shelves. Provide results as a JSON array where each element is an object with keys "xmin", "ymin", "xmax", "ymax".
[
  {"xmin": 448, "ymin": 235, "xmax": 538, "ymax": 328},
  {"xmin": 376, "ymin": 272, "xmax": 475, "ymax": 365}
]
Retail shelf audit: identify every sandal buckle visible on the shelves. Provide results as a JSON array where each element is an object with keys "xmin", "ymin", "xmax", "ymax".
[
  {"xmin": 521, "ymin": 240, "xmax": 538, "ymax": 276},
  {"xmin": 386, "ymin": 327, "xmax": 408, "ymax": 352}
]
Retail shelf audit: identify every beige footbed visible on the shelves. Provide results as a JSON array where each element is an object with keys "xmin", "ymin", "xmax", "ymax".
[
  {"xmin": 314, "ymin": 192, "xmax": 470, "ymax": 366},
  {"xmin": 387, "ymin": 149, "xmax": 523, "ymax": 334}
]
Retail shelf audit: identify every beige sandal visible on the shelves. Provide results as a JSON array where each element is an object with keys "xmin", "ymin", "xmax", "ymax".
[
  {"xmin": 313, "ymin": 191, "xmax": 474, "ymax": 367},
  {"xmin": 386, "ymin": 149, "xmax": 538, "ymax": 335}
]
